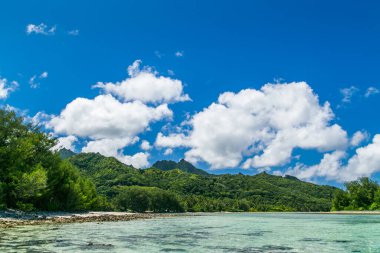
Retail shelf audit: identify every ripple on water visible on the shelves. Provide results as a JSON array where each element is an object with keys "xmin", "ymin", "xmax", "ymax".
[{"xmin": 205, "ymin": 244, "xmax": 295, "ymax": 253}]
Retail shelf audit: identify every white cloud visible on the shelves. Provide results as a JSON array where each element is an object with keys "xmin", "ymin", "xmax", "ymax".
[
  {"xmin": 120, "ymin": 152, "xmax": 150, "ymax": 168},
  {"xmin": 93, "ymin": 60, "xmax": 190, "ymax": 104},
  {"xmin": 29, "ymin": 75, "xmax": 37, "ymax": 88},
  {"xmin": 285, "ymin": 151, "xmax": 347, "ymax": 181},
  {"xmin": 155, "ymin": 132, "xmax": 190, "ymax": 148},
  {"xmin": 140, "ymin": 140, "xmax": 152, "ymax": 151},
  {"xmin": 40, "ymin": 71, "xmax": 48, "ymax": 79},
  {"xmin": 340, "ymin": 86, "xmax": 359, "ymax": 103},
  {"xmin": 49, "ymin": 94, "xmax": 172, "ymax": 139},
  {"xmin": 175, "ymin": 51, "xmax": 184, "ymax": 57},
  {"xmin": 30, "ymin": 111, "xmax": 52, "ymax": 126},
  {"xmin": 67, "ymin": 29, "xmax": 80, "ymax": 36},
  {"xmin": 365, "ymin": 87, "xmax": 379, "ymax": 98},
  {"xmin": 53, "ymin": 135, "xmax": 78, "ymax": 151},
  {"xmin": 82, "ymin": 137, "xmax": 149, "ymax": 168},
  {"xmin": 350, "ymin": 131, "xmax": 369, "ymax": 147},
  {"xmin": 156, "ymin": 82, "xmax": 348, "ymax": 169},
  {"xmin": 343, "ymin": 135, "xmax": 380, "ymax": 180},
  {"xmin": 164, "ymin": 148, "xmax": 173, "ymax": 155},
  {"xmin": 0, "ymin": 78, "xmax": 18, "ymax": 99},
  {"xmin": 167, "ymin": 70, "xmax": 175, "ymax": 76},
  {"xmin": 46, "ymin": 60, "xmax": 184, "ymax": 167},
  {"xmin": 26, "ymin": 23, "xmax": 56, "ymax": 35},
  {"xmin": 29, "ymin": 71, "xmax": 48, "ymax": 89},
  {"xmin": 38, "ymin": 60, "xmax": 192, "ymax": 168},
  {"xmin": 286, "ymin": 134, "xmax": 380, "ymax": 182}
]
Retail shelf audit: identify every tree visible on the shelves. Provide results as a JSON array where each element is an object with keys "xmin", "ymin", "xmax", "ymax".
[
  {"xmin": 345, "ymin": 177, "xmax": 378, "ymax": 210},
  {"xmin": 0, "ymin": 109, "xmax": 101, "ymax": 211},
  {"xmin": 331, "ymin": 190, "xmax": 349, "ymax": 211},
  {"xmin": 113, "ymin": 187, "xmax": 150, "ymax": 212}
]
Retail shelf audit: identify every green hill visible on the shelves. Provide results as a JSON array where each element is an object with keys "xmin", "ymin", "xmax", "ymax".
[
  {"xmin": 58, "ymin": 148, "xmax": 76, "ymax": 159},
  {"xmin": 67, "ymin": 152, "xmax": 339, "ymax": 212},
  {"xmin": 153, "ymin": 159, "xmax": 209, "ymax": 176}
]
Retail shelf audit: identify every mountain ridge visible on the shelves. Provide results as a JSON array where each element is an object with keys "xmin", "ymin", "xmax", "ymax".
[
  {"xmin": 152, "ymin": 159, "xmax": 209, "ymax": 176},
  {"xmin": 66, "ymin": 152, "xmax": 339, "ymax": 212}
]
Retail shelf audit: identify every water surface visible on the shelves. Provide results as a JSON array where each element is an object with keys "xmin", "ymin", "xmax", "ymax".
[{"xmin": 1, "ymin": 213, "xmax": 380, "ymax": 252}]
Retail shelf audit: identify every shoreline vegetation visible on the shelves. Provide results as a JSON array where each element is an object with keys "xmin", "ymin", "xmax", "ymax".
[
  {"xmin": 2, "ymin": 210, "xmax": 380, "ymax": 229},
  {"xmin": 1, "ymin": 109, "xmax": 380, "ymax": 219}
]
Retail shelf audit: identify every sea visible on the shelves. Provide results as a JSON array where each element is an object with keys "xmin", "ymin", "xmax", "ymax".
[{"xmin": 1, "ymin": 213, "xmax": 380, "ymax": 252}]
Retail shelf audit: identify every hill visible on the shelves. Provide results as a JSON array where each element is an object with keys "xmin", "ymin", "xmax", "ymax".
[
  {"xmin": 67, "ymin": 152, "xmax": 339, "ymax": 212},
  {"xmin": 58, "ymin": 148, "xmax": 76, "ymax": 159},
  {"xmin": 152, "ymin": 159, "xmax": 209, "ymax": 176}
]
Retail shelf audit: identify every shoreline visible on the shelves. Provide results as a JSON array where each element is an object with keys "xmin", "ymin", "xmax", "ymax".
[
  {"xmin": 0, "ymin": 211, "xmax": 190, "ymax": 228},
  {"xmin": 2, "ymin": 210, "xmax": 380, "ymax": 228}
]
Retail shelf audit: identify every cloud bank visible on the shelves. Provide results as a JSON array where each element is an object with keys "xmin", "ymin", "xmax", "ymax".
[
  {"xmin": 46, "ymin": 60, "xmax": 189, "ymax": 168},
  {"xmin": 156, "ymin": 82, "xmax": 348, "ymax": 170}
]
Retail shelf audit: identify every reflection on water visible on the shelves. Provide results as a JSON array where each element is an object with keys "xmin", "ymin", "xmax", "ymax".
[{"xmin": 1, "ymin": 213, "xmax": 380, "ymax": 252}]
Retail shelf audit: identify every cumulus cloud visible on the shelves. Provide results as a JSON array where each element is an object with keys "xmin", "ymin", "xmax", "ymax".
[
  {"xmin": 155, "ymin": 132, "xmax": 190, "ymax": 148},
  {"xmin": 44, "ymin": 60, "xmax": 191, "ymax": 168},
  {"xmin": 93, "ymin": 60, "xmax": 190, "ymax": 104},
  {"xmin": 53, "ymin": 135, "xmax": 78, "ymax": 151},
  {"xmin": 340, "ymin": 86, "xmax": 359, "ymax": 103},
  {"xmin": 286, "ymin": 135, "xmax": 380, "ymax": 182},
  {"xmin": 164, "ymin": 148, "xmax": 173, "ymax": 155},
  {"xmin": 365, "ymin": 87, "xmax": 379, "ymax": 98},
  {"xmin": 156, "ymin": 82, "xmax": 348, "ymax": 169},
  {"xmin": 120, "ymin": 152, "xmax": 150, "ymax": 168},
  {"xmin": 0, "ymin": 78, "xmax": 18, "ymax": 99},
  {"xmin": 350, "ymin": 131, "xmax": 369, "ymax": 147},
  {"xmin": 49, "ymin": 95, "xmax": 172, "ymax": 139},
  {"xmin": 140, "ymin": 140, "xmax": 152, "ymax": 151},
  {"xmin": 285, "ymin": 151, "xmax": 347, "ymax": 181},
  {"xmin": 82, "ymin": 136, "xmax": 149, "ymax": 168},
  {"xmin": 26, "ymin": 23, "xmax": 56, "ymax": 35}
]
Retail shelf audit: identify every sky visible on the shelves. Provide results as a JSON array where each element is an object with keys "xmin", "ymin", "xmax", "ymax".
[{"xmin": 1, "ymin": 0, "xmax": 380, "ymax": 185}]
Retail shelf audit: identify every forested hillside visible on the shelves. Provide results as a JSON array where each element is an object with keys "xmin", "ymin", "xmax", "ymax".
[
  {"xmin": 0, "ymin": 108, "xmax": 345, "ymax": 213},
  {"xmin": 152, "ymin": 159, "xmax": 209, "ymax": 176},
  {"xmin": 68, "ymin": 152, "xmax": 339, "ymax": 212}
]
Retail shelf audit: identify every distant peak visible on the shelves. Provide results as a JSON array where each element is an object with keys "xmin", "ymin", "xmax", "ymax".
[{"xmin": 153, "ymin": 159, "xmax": 208, "ymax": 176}]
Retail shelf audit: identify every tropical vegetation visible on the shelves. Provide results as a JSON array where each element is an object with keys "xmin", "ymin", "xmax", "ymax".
[
  {"xmin": 332, "ymin": 177, "xmax": 380, "ymax": 211},
  {"xmin": 2, "ymin": 108, "xmax": 378, "ymax": 213}
]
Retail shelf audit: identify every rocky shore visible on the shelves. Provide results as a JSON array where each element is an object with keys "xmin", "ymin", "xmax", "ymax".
[{"xmin": 0, "ymin": 210, "xmax": 182, "ymax": 228}]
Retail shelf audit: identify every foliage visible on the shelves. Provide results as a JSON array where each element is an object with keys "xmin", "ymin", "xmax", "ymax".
[
  {"xmin": 332, "ymin": 177, "xmax": 380, "ymax": 211},
  {"xmin": 113, "ymin": 186, "xmax": 183, "ymax": 212},
  {"xmin": 58, "ymin": 148, "xmax": 76, "ymax": 159},
  {"xmin": 0, "ymin": 109, "xmax": 101, "ymax": 211},
  {"xmin": 153, "ymin": 159, "xmax": 209, "ymax": 176},
  {"xmin": 68, "ymin": 153, "xmax": 339, "ymax": 212}
]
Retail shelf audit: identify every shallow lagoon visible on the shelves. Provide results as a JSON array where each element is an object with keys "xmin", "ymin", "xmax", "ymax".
[{"xmin": 1, "ymin": 213, "xmax": 380, "ymax": 252}]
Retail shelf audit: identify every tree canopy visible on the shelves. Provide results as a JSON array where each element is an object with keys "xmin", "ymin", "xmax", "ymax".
[
  {"xmin": 0, "ymin": 109, "xmax": 101, "ymax": 211},
  {"xmin": 332, "ymin": 177, "xmax": 380, "ymax": 211}
]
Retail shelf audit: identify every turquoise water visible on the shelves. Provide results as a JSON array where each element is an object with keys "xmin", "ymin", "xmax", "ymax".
[{"xmin": 1, "ymin": 213, "xmax": 380, "ymax": 252}]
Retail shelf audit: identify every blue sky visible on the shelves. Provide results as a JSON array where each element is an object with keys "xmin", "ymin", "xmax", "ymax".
[{"xmin": 1, "ymin": 0, "xmax": 380, "ymax": 185}]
